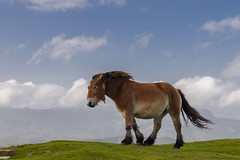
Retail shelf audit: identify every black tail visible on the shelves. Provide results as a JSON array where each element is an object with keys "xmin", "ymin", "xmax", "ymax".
[{"xmin": 177, "ymin": 89, "xmax": 213, "ymax": 129}]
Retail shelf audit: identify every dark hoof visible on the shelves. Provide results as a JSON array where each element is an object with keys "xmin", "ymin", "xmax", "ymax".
[
  {"xmin": 173, "ymin": 138, "xmax": 184, "ymax": 149},
  {"xmin": 143, "ymin": 137, "xmax": 155, "ymax": 146},
  {"xmin": 121, "ymin": 137, "xmax": 132, "ymax": 145},
  {"xmin": 136, "ymin": 136, "xmax": 144, "ymax": 145},
  {"xmin": 173, "ymin": 143, "xmax": 183, "ymax": 149},
  {"xmin": 136, "ymin": 142, "xmax": 144, "ymax": 145},
  {"xmin": 173, "ymin": 145, "xmax": 181, "ymax": 149}
]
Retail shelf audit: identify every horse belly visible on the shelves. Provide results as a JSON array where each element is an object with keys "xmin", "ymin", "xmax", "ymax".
[{"xmin": 133, "ymin": 101, "xmax": 168, "ymax": 119}]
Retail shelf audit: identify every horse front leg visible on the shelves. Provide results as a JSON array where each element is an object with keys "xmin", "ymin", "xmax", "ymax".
[
  {"xmin": 121, "ymin": 111, "xmax": 133, "ymax": 145},
  {"xmin": 133, "ymin": 117, "xmax": 144, "ymax": 145}
]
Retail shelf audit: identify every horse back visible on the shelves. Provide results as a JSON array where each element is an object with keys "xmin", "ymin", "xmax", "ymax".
[{"xmin": 117, "ymin": 81, "xmax": 181, "ymax": 118}]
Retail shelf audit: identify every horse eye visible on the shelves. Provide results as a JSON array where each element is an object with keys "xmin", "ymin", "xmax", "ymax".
[{"xmin": 93, "ymin": 86, "xmax": 97, "ymax": 90}]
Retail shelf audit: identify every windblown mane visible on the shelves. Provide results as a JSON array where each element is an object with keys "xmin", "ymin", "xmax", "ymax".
[
  {"xmin": 105, "ymin": 71, "xmax": 133, "ymax": 80},
  {"xmin": 92, "ymin": 71, "xmax": 133, "ymax": 81}
]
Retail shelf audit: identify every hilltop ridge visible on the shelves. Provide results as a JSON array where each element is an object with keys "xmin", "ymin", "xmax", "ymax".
[{"xmin": 2, "ymin": 139, "xmax": 240, "ymax": 160}]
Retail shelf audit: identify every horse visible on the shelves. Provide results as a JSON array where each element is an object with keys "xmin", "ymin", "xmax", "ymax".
[{"xmin": 87, "ymin": 71, "xmax": 212, "ymax": 149}]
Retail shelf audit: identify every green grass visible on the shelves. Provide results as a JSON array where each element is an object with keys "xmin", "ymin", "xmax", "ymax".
[{"xmin": 2, "ymin": 139, "xmax": 240, "ymax": 160}]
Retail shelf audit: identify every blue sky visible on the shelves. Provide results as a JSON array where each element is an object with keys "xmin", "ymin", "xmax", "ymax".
[{"xmin": 0, "ymin": 0, "xmax": 240, "ymax": 119}]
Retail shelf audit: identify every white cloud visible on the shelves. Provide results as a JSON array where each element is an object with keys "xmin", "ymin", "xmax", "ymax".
[
  {"xmin": 201, "ymin": 16, "xmax": 240, "ymax": 34},
  {"xmin": 135, "ymin": 32, "xmax": 154, "ymax": 48},
  {"xmin": 59, "ymin": 78, "xmax": 88, "ymax": 107},
  {"xmin": 222, "ymin": 54, "xmax": 240, "ymax": 78},
  {"xmin": 1, "ymin": 75, "xmax": 240, "ymax": 119},
  {"xmin": 26, "ymin": 0, "xmax": 89, "ymax": 12},
  {"xmin": 129, "ymin": 32, "xmax": 154, "ymax": 51},
  {"xmin": 28, "ymin": 34, "xmax": 107, "ymax": 64},
  {"xmin": 0, "ymin": 0, "xmax": 15, "ymax": 4},
  {"xmin": 3, "ymin": 43, "xmax": 26, "ymax": 54},
  {"xmin": 194, "ymin": 42, "xmax": 212, "ymax": 50},
  {"xmin": 220, "ymin": 89, "xmax": 240, "ymax": 107},
  {"xmin": 1, "ymin": 0, "xmax": 126, "ymax": 12},
  {"xmin": 99, "ymin": 0, "xmax": 126, "ymax": 7},
  {"xmin": 174, "ymin": 76, "xmax": 240, "ymax": 108},
  {"xmin": 175, "ymin": 76, "xmax": 224, "ymax": 107},
  {"xmin": 0, "ymin": 79, "xmax": 88, "ymax": 109},
  {"xmin": 17, "ymin": 44, "xmax": 26, "ymax": 49}
]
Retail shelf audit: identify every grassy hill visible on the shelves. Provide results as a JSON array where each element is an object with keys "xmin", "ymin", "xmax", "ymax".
[{"xmin": 2, "ymin": 139, "xmax": 240, "ymax": 160}]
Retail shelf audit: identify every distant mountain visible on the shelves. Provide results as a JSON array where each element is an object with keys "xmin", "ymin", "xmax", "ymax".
[
  {"xmin": 86, "ymin": 109, "xmax": 240, "ymax": 144},
  {"xmin": 181, "ymin": 109, "xmax": 240, "ymax": 142},
  {"xmin": 0, "ymin": 108, "xmax": 239, "ymax": 147}
]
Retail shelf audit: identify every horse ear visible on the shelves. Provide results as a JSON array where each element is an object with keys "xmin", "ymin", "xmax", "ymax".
[
  {"xmin": 100, "ymin": 73, "xmax": 109, "ymax": 83},
  {"xmin": 92, "ymin": 74, "xmax": 99, "ymax": 80},
  {"xmin": 100, "ymin": 74, "xmax": 106, "ymax": 83}
]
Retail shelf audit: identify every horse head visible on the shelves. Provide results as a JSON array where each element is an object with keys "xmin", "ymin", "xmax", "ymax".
[{"xmin": 87, "ymin": 73, "xmax": 106, "ymax": 108}]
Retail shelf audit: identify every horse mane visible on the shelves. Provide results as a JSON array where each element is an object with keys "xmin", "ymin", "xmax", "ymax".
[
  {"xmin": 92, "ymin": 71, "xmax": 133, "ymax": 81},
  {"xmin": 105, "ymin": 71, "xmax": 133, "ymax": 80}
]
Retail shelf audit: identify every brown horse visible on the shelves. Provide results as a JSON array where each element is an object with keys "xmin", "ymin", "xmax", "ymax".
[{"xmin": 87, "ymin": 71, "xmax": 212, "ymax": 149}]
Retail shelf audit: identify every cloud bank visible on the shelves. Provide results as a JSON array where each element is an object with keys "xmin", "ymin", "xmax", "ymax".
[
  {"xmin": 1, "ymin": 75, "xmax": 240, "ymax": 110},
  {"xmin": 174, "ymin": 76, "xmax": 240, "ymax": 108},
  {"xmin": 28, "ymin": 34, "xmax": 107, "ymax": 64},
  {"xmin": 222, "ymin": 53, "xmax": 240, "ymax": 78},
  {"xmin": 0, "ymin": 78, "xmax": 88, "ymax": 109}
]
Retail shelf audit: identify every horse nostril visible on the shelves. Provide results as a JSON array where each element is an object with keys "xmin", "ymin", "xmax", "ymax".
[
  {"xmin": 87, "ymin": 101, "xmax": 92, "ymax": 107},
  {"xmin": 87, "ymin": 99, "xmax": 95, "ymax": 108},
  {"xmin": 88, "ymin": 101, "xmax": 92, "ymax": 106}
]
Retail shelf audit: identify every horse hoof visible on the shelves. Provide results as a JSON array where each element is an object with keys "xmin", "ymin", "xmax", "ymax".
[
  {"xmin": 136, "ymin": 142, "xmax": 144, "ymax": 146},
  {"xmin": 173, "ymin": 143, "xmax": 183, "ymax": 149},
  {"xmin": 121, "ymin": 141, "xmax": 131, "ymax": 145},
  {"xmin": 173, "ymin": 145, "xmax": 181, "ymax": 149},
  {"xmin": 143, "ymin": 142, "xmax": 151, "ymax": 146},
  {"xmin": 173, "ymin": 137, "xmax": 184, "ymax": 149},
  {"xmin": 121, "ymin": 142, "xmax": 129, "ymax": 146},
  {"xmin": 136, "ymin": 137, "xmax": 144, "ymax": 145},
  {"xmin": 143, "ymin": 137, "xmax": 155, "ymax": 146},
  {"xmin": 121, "ymin": 137, "xmax": 132, "ymax": 145}
]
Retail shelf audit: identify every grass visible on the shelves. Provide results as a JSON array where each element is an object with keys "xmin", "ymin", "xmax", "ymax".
[{"xmin": 2, "ymin": 139, "xmax": 240, "ymax": 160}]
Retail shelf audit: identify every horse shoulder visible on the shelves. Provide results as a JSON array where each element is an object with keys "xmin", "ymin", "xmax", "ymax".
[{"xmin": 114, "ymin": 80, "xmax": 136, "ymax": 112}]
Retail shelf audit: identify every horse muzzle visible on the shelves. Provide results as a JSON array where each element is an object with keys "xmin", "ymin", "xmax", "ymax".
[{"xmin": 87, "ymin": 98, "xmax": 96, "ymax": 108}]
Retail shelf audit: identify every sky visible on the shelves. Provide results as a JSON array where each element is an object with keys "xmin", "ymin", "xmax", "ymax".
[{"xmin": 0, "ymin": 0, "xmax": 240, "ymax": 120}]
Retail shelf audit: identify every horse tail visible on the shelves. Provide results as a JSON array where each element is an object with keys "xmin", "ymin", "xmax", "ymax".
[{"xmin": 177, "ymin": 89, "xmax": 213, "ymax": 129}]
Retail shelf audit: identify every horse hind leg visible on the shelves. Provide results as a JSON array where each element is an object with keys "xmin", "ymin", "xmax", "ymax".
[
  {"xmin": 170, "ymin": 113, "xmax": 184, "ymax": 149},
  {"xmin": 144, "ymin": 111, "xmax": 167, "ymax": 146},
  {"xmin": 133, "ymin": 118, "xmax": 144, "ymax": 145}
]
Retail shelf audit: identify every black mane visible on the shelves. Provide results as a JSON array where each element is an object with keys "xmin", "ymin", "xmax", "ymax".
[{"xmin": 92, "ymin": 71, "xmax": 133, "ymax": 81}]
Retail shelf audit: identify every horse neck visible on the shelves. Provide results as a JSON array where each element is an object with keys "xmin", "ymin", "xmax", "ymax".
[{"xmin": 105, "ymin": 79, "xmax": 126, "ymax": 101}]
